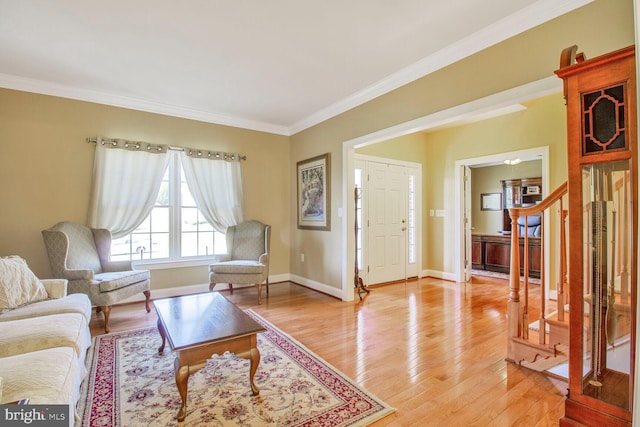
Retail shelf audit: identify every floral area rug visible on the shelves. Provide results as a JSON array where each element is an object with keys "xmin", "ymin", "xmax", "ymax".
[{"xmin": 76, "ymin": 309, "xmax": 394, "ymax": 426}]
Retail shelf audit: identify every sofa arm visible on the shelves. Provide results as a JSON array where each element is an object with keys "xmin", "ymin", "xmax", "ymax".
[{"xmin": 40, "ymin": 279, "xmax": 68, "ymax": 299}]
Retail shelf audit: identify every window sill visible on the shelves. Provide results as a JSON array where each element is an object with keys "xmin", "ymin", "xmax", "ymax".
[{"xmin": 132, "ymin": 258, "xmax": 216, "ymax": 271}]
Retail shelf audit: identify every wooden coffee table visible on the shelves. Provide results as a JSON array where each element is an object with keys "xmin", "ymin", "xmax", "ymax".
[{"xmin": 153, "ymin": 292, "xmax": 265, "ymax": 422}]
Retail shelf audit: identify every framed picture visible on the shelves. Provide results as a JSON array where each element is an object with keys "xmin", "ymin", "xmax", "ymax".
[
  {"xmin": 297, "ymin": 153, "xmax": 331, "ymax": 230},
  {"xmin": 526, "ymin": 185, "xmax": 541, "ymax": 195},
  {"xmin": 481, "ymin": 192, "xmax": 502, "ymax": 211}
]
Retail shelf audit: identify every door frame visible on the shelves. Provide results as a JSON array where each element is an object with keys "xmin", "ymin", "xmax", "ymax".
[{"xmin": 453, "ymin": 147, "xmax": 551, "ymax": 298}]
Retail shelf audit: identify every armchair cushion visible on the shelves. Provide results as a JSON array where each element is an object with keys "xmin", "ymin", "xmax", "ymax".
[
  {"xmin": 209, "ymin": 260, "xmax": 266, "ymax": 275},
  {"xmin": 0, "ymin": 256, "xmax": 48, "ymax": 313},
  {"xmin": 95, "ymin": 270, "xmax": 150, "ymax": 292}
]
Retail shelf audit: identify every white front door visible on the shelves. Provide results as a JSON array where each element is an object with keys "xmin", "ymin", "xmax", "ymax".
[{"xmin": 367, "ymin": 161, "xmax": 407, "ymax": 285}]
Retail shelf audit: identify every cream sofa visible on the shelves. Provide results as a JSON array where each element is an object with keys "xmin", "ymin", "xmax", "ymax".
[{"xmin": 0, "ymin": 256, "xmax": 92, "ymax": 427}]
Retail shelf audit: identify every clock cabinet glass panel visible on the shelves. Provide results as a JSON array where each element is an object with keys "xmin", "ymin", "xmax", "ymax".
[{"xmin": 580, "ymin": 160, "xmax": 632, "ymax": 410}]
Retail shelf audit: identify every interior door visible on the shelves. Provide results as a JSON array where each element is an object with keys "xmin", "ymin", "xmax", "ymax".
[
  {"xmin": 367, "ymin": 161, "xmax": 406, "ymax": 285},
  {"xmin": 463, "ymin": 166, "xmax": 473, "ymax": 282}
]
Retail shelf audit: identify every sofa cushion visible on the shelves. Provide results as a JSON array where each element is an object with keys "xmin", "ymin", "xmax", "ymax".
[
  {"xmin": 0, "ymin": 313, "xmax": 91, "ymax": 362},
  {"xmin": 0, "ymin": 347, "xmax": 82, "ymax": 425},
  {"xmin": 95, "ymin": 270, "xmax": 150, "ymax": 292},
  {"xmin": 0, "ymin": 256, "xmax": 48, "ymax": 313},
  {"xmin": 0, "ymin": 293, "xmax": 92, "ymax": 324}
]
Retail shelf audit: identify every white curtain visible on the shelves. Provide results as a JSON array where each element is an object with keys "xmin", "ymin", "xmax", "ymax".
[
  {"xmin": 88, "ymin": 140, "xmax": 169, "ymax": 238},
  {"xmin": 180, "ymin": 150, "xmax": 244, "ymax": 233}
]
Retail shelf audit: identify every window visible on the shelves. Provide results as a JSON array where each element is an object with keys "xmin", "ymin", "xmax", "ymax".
[
  {"xmin": 407, "ymin": 174, "xmax": 416, "ymax": 264},
  {"xmin": 111, "ymin": 152, "xmax": 226, "ymax": 262},
  {"xmin": 355, "ymin": 167, "xmax": 364, "ymax": 271}
]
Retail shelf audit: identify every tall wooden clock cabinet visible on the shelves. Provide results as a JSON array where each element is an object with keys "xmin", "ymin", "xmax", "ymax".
[{"xmin": 555, "ymin": 45, "xmax": 636, "ymax": 426}]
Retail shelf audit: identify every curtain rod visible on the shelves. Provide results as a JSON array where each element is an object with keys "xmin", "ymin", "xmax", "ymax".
[{"xmin": 86, "ymin": 137, "xmax": 247, "ymax": 161}]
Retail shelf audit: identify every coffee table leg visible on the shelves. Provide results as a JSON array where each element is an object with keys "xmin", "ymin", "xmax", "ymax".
[
  {"xmin": 175, "ymin": 357, "xmax": 189, "ymax": 422},
  {"xmin": 238, "ymin": 347, "xmax": 261, "ymax": 395},
  {"xmin": 157, "ymin": 319, "xmax": 166, "ymax": 354}
]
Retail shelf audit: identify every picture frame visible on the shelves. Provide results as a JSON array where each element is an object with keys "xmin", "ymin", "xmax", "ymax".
[
  {"xmin": 481, "ymin": 192, "xmax": 502, "ymax": 211},
  {"xmin": 297, "ymin": 153, "xmax": 331, "ymax": 230},
  {"xmin": 526, "ymin": 185, "xmax": 541, "ymax": 195}
]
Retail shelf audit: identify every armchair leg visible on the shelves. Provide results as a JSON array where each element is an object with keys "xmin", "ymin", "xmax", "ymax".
[
  {"xmin": 100, "ymin": 305, "xmax": 112, "ymax": 334},
  {"xmin": 257, "ymin": 283, "xmax": 262, "ymax": 305},
  {"xmin": 266, "ymin": 278, "xmax": 269, "ymax": 296},
  {"xmin": 143, "ymin": 290, "xmax": 151, "ymax": 313},
  {"xmin": 228, "ymin": 283, "xmax": 233, "ymax": 294}
]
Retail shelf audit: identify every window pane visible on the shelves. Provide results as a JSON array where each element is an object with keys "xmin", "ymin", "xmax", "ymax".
[
  {"xmin": 110, "ymin": 236, "xmax": 132, "ymax": 261},
  {"xmin": 199, "ymin": 214, "xmax": 214, "ymax": 231},
  {"xmin": 151, "ymin": 206, "xmax": 170, "ymax": 233},
  {"xmin": 182, "ymin": 207, "xmax": 198, "ymax": 232},
  {"xmin": 136, "ymin": 215, "xmax": 151, "ymax": 233},
  {"xmin": 151, "ymin": 232, "xmax": 169, "ymax": 259},
  {"xmin": 198, "ymin": 231, "xmax": 214, "ymax": 256},
  {"xmin": 181, "ymin": 233, "xmax": 197, "ymax": 257}
]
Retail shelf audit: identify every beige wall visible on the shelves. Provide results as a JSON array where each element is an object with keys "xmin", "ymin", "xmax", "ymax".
[
  {"xmin": 0, "ymin": 89, "xmax": 290, "ymax": 290},
  {"xmin": 289, "ymin": 0, "xmax": 635, "ymax": 289},
  {"xmin": 471, "ymin": 161, "xmax": 542, "ymax": 235}
]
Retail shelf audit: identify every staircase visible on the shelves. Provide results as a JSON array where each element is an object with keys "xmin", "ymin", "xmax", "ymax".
[{"xmin": 506, "ymin": 182, "xmax": 569, "ymax": 374}]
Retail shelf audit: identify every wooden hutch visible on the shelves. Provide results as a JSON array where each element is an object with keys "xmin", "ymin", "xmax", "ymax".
[
  {"xmin": 556, "ymin": 45, "xmax": 636, "ymax": 426},
  {"xmin": 472, "ymin": 177, "xmax": 542, "ymax": 277}
]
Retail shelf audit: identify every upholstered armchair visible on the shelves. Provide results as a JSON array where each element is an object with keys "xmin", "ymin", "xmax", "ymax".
[
  {"xmin": 209, "ymin": 220, "xmax": 271, "ymax": 304},
  {"xmin": 42, "ymin": 221, "xmax": 151, "ymax": 333}
]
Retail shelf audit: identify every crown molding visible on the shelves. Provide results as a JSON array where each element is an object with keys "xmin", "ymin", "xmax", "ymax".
[
  {"xmin": 0, "ymin": 73, "xmax": 291, "ymax": 136},
  {"xmin": 0, "ymin": 0, "xmax": 591, "ymax": 136},
  {"xmin": 288, "ymin": 0, "xmax": 593, "ymax": 135}
]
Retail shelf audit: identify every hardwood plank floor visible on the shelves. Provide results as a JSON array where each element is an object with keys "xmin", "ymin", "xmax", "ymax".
[{"xmin": 89, "ymin": 275, "xmax": 567, "ymax": 426}]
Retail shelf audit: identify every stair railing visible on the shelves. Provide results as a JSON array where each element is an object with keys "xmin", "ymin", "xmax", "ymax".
[{"xmin": 507, "ymin": 181, "xmax": 568, "ymax": 363}]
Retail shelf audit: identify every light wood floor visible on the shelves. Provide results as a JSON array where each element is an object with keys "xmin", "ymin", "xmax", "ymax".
[{"xmin": 89, "ymin": 276, "xmax": 567, "ymax": 426}]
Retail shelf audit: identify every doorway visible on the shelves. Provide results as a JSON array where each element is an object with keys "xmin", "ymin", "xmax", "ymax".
[{"xmin": 454, "ymin": 147, "xmax": 551, "ymax": 297}]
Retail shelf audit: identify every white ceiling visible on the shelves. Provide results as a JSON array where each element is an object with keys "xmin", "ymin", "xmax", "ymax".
[{"xmin": 0, "ymin": 0, "xmax": 591, "ymax": 135}]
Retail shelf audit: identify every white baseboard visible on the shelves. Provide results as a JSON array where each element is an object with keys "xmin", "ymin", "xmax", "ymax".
[
  {"xmin": 288, "ymin": 274, "xmax": 342, "ymax": 299},
  {"xmin": 423, "ymin": 269, "xmax": 457, "ymax": 282}
]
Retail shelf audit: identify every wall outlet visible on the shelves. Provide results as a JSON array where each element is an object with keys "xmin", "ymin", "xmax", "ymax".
[{"xmin": 300, "ymin": 253, "xmax": 305, "ymax": 262}]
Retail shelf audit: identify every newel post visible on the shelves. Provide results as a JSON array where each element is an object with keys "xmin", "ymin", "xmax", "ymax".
[{"xmin": 506, "ymin": 210, "xmax": 521, "ymax": 362}]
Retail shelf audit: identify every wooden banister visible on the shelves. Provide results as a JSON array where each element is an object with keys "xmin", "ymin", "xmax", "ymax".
[{"xmin": 506, "ymin": 181, "xmax": 568, "ymax": 363}]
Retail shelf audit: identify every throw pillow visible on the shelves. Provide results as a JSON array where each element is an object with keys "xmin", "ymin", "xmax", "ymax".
[{"xmin": 0, "ymin": 256, "xmax": 48, "ymax": 313}]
